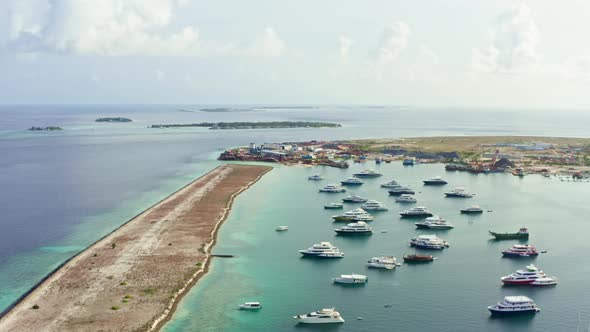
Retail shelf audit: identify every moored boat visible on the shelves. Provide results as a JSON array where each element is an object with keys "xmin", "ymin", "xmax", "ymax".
[
  {"xmin": 352, "ymin": 169, "xmax": 382, "ymax": 178},
  {"xmin": 414, "ymin": 216, "xmax": 454, "ymax": 229},
  {"xmin": 501, "ymin": 264, "xmax": 548, "ymax": 285},
  {"xmin": 502, "ymin": 244, "xmax": 538, "ymax": 257},
  {"xmin": 388, "ymin": 186, "xmax": 415, "ymax": 196},
  {"xmin": 444, "ymin": 187, "xmax": 474, "ymax": 198},
  {"xmin": 380, "ymin": 180, "xmax": 400, "ymax": 188},
  {"xmin": 275, "ymin": 226, "xmax": 289, "ymax": 231},
  {"xmin": 460, "ymin": 205, "xmax": 484, "ymax": 214},
  {"xmin": 239, "ymin": 302, "xmax": 262, "ymax": 310},
  {"xmin": 334, "ymin": 221, "xmax": 373, "ymax": 235},
  {"xmin": 299, "ymin": 242, "xmax": 344, "ymax": 258},
  {"xmin": 403, "ymin": 254, "xmax": 434, "ymax": 263},
  {"xmin": 319, "ymin": 184, "xmax": 346, "ymax": 193},
  {"xmin": 488, "ymin": 296, "xmax": 540, "ymax": 316},
  {"xmin": 489, "ymin": 227, "xmax": 529, "ymax": 240},
  {"xmin": 332, "ymin": 208, "xmax": 374, "ymax": 222},
  {"xmin": 410, "ymin": 234, "xmax": 449, "ymax": 250},
  {"xmin": 400, "ymin": 207, "xmax": 433, "ymax": 218},
  {"xmin": 293, "ymin": 308, "xmax": 345, "ymax": 324},
  {"xmin": 423, "ymin": 176, "xmax": 448, "ymax": 185},
  {"xmin": 308, "ymin": 174, "xmax": 323, "ymax": 181},
  {"xmin": 361, "ymin": 200, "xmax": 388, "ymax": 211},
  {"xmin": 332, "ymin": 274, "xmax": 368, "ymax": 284},
  {"xmin": 324, "ymin": 202, "xmax": 344, "ymax": 209},
  {"xmin": 395, "ymin": 194, "xmax": 417, "ymax": 203},
  {"xmin": 341, "ymin": 195, "xmax": 368, "ymax": 203},
  {"xmin": 530, "ymin": 277, "xmax": 558, "ymax": 287},
  {"xmin": 403, "ymin": 158, "xmax": 415, "ymax": 166},
  {"xmin": 340, "ymin": 177, "xmax": 364, "ymax": 186},
  {"xmin": 366, "ymin": 256, "xmax": 399, "ymax": 269}
]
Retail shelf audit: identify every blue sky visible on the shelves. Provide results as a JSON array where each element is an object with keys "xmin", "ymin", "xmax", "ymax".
[{"xmin": 1, "ymin": 0, "xmax": 590, "ymax": 109}]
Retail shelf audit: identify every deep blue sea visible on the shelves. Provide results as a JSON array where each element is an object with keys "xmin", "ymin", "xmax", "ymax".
[{"xmin": 1, "ymin": 105, "xmax": 590, "ymax": 330}]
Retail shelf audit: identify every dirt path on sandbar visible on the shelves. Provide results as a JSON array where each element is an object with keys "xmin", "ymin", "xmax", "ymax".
[{"xmin": 0, "ymin": 164, "xmax": 272, "ymax": 332}]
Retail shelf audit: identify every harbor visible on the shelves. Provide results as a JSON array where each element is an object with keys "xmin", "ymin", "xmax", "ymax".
[{"xmin": 0, "ymin": 164, "xmax": 272, "ymax": 332}]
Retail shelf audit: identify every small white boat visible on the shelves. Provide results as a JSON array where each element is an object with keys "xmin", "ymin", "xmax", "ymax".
[
  {"xmin": 367, "ymin": 256, "xmax": 399, "ymax": 269},
  {"xmin": 308, "ymin": 174, "xmax": 323, "ymax": 181},
  {"xmin": 395, "ymin": 194, "xmax": 417, "ymax": 203},
  {"xmin": 414, "ymin": 216, "xmax": 454, "ymax": 229},
  {"xmin": 361, "ymin": 200, "xmax": 388, "ymax": 211},
  {"xmin": 239, "ymin": 302, "xmax": 262, "ymax": 310},
  {"xmin": 332, "ymin": 274, "xmax": 368, "ymax": 284},
  {"xmin": 341, "ymin": 177, "xmax": 364, "ymax": 186},
  {"xmin": 341, "ymin": 195, "xmax": 368, "ymax": 203},
  {"xmin": 380, "ymin": 180, "xmax": 400, "ymax": 188},
  {"xmin": 275, "ymin": 226, "xmax": 289, "ymax": 231},
  {"xmin": 319, "ymin": 184, "xmax": 346, "ymax": 193},
  {"xmin": 530, "ymin": 277, "xmax": 558, "ymax": 287},
  {"xmin": 444, "ymin": 187, "xmax": 474, "ymax": 198},
  {"xmin": 324, "ymin": 202, "xmax": 344, "ymax": 209},
  {"xmin": 294, "ymin": 308, "xmax": 345, "ymax": 324}
]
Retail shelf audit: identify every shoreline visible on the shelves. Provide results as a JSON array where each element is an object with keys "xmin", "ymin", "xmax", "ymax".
[{"xmin": 0, "ymin": 164, "xmax": 272, "ymax": 332}]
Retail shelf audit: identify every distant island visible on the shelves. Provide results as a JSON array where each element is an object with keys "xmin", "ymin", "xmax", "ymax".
[
  {"xmin": 95, "ymin": 117, "xmax": 132, "ymax": 122},
  {"xmin": 150, "ymin": 121, "xmax": 342, "ymax": 130},
  {"xmin": 28, "ymin": 126, "xmax": 62, "ymax": 131}
]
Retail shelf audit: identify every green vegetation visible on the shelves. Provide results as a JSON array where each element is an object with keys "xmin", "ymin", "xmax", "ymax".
[
  {"xmin": 111, "ymin": 243, "xmax": 116, "ymax": 249},
  {"xmin": 107, "ymin": 275, "xmax": 114, "ymax": 280},
  {"xmin": 150, "ymin": 121, "xmax": 342, "ymax": 130},
  {"xmin": 111, "ymin": 306, "xmax": 120, "ymax": 311},
  {"xmin": 195, "ymin": 262, "xmax": 202, "ymax": 266},
  {"xmin": 31, "ymin": 304, "xmax": 39, "ymax": 310},
  {"xmin": 124, "ymin": 295, "xmax": 133, "ymax": 299},
  {"xmin": 119, "ymin": 281, "xmax": 128, "ymax": 286},
  {"xmin": 142, "ymin": 288, "xmax": 156, "ymax": 295}
]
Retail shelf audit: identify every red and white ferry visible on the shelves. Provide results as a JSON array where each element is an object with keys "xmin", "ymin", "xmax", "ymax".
[
  {"xmin": 501, "ymin": 264, "xmax": 546, "ymax": 285},
  {"xmin": 501, "ymin": 244, "xmax": 539, "ymax": 257}
]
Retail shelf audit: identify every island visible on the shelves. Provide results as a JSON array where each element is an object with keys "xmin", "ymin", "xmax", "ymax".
[
  {"xmin": 150, "ymin": 121, "xmax": 342, "ymax": 130},
  {"xmin": 28, "ymin": 126, "xmax": 62, "ymax": 131},
  {"xmin": 95, "ymin": 117, "xmax": 132, "ymax": 123}
]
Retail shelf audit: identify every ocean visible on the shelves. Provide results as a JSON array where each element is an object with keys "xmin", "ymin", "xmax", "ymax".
[{"xmin": 1, "ymin": 105, "xmax": 589, "ymax": 330}]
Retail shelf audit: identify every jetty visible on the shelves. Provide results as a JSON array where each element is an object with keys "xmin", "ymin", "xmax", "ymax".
[{"xmin": 0, "ymin": 164, "xmax": 272, "ymax": 332}]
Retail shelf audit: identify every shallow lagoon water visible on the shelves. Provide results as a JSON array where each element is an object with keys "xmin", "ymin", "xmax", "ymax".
[{"xmin": 164, "ymin": 162, "xmax": 590, "ymax": 332}]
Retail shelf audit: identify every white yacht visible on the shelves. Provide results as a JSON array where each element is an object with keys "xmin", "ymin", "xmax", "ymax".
[
  {"xmin": 334, "ymin": 221, "xmax": 373, "ymax": 235},
  {"xmin": 423, "ymin": 176, "xmax": 448, "ymax": 185},
  {"xmin": 319, "ymin": 184, "xmax": 346, "ymax": 193},
  {"xmin": 332, "ymin": 274, "xmax": 368, "ymax": 284},
  {"xmin": 293, "ymin": 308, "xmax": 345, "ymax": 324},
  {"xmin": 353, "ymin": 169, "xmax": 382, "ymax": 178},
  {"xmin": 341, "ymin": 195, "xmax": 368, "ymax": 203},
  {"xmin": 341, "ymin": 177, "xmax": 364, "ymax": 186},
  {"xmin": 324, "ymin": 202, "xmax": 344, "ymax": 209},
  {"xmin": 460, "ymin": 205, "xmax": 484, "ymax": 214},
  {"xmin": 367, "ymin": 256, "xmax": 399, "ymax": 270},
  {"xmin": 299, "ymin": 242, "xmax": 344, "ymax": 258},
  {"xmin": 444, "ymin": 187, "xmax": 474, "ymax": 198},
  {"xmin": 410, "ymin": 234, "xmax": 449, "ymax": 250},
  {"xmin": 332, "ymin": 208, "xmax": 374, "ymax": 222},
  {"xmin": 395, "ymin": 194, "xmax": 417, "ymax": 203},
  {"xmin": 399, "ymin": 207, "xmax": 433, "ymax": 217},
  {"xmin": 488, "ymin": 296, "xmax": 540, "ymax": 316},
  {"xmin": 501, "ymin": 264, "xmax": 553, "ymax": 285},
  {"xmin": 531, "ymin": 277, "xmax": 558, "ymax": 287},
  {"xmin": 380, "ymin": 180, "xmax": 400, "ymax": 188},
  {"xmin": 239, "ymin": 302, "xmax": 262, "ymax": 310},
  {"xmin": 275, "ymin": 226, "xmax": 289, "ymax": 231},
  {"xmin": 414, "ymin": 216, "xmax": 454, "ymax": 229},
  {"xmin": 308, "ymin": 174, "xmax": 323, "ymax": 181},
  {"xmin": 361, "ymin": 200, "xmax": 388, "ymax": 211},
  {"xmin": 388, "ymin": 186, "xmax": 415, "ymax": 196}
]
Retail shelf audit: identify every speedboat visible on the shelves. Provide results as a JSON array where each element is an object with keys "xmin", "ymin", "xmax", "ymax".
[
  {"xmin": 275, "ymin": 226, "xmax": 289, "ymax": 231},
  {"xmin": 530, "ymin": 277, "xmax": 558, "ymax": 287},
  {"xmin": 423, "ymin": 176, "xmax": 448, "ymax": 185},
  {"xmin": 380, "ymin": 180, "xmax": 400, "ymax": 188},
  {"xmin": 334, "ymin": 221, "xmax": 373, "ymax": 235},
  {"xmin": 388, "ymin": 186, "xmax": 415, "ymax": 196},
  {"xmin": 341, "ymin": 177, "xmax": 363, "ymax": 186},
  {"xmin": 332, "ymin": 274, "xmax": 367, "ymax": 284},
  {"xmin": 299, "ymin": 242, "xmax": 344, "ymax": 258},
  {"xmin": 293, "ymin": 308, "xmax": 345, "ymax": 324},
  {"xmin": 460, "ymin": 205, "xmax": 484, "ymax": 214},
  {"xmin": 352, "ymin": 169, "xmax": 382, "ymax": 178},
  {"xmin": 403, "ymin": 254, "xmax": 434, "ymax": 263},
  {"xmin": 403, "ymin": 158, "xmax": 415, "ymax": 166},
  {"xmin": 414, "ymin": 216, "xmax": 454, "ymax": 229},
  {"xmin": 324, "ymin": 202, "xmax": 344, "ymax": 209},
  {"xmin": 308, "ymin": 174, "xmax": 323, "ymax": 181},
  {"xmin": 319, "ymin": 185, "xmax": 346, "ymax": 193},
  {"xmin": 399, "ymin": 207, "xmax": 433, "ymax": 218},
  {"xmin": 502, "ymin": 244, "xmax": 539, "ymax": 257},
  {"xmin": 341, "ymin": 195, "xmax": 368, "ymax": 203},
  {"xmin": 501, "ymin": 264, "xmax": 551, "ymax": 285},
  {"xmin": 332, "ymin": 208, "xmax": 374, "ymax": 222},
  {"xmin": 410, "ymin": 234, "xmax": 449, "ymax": 250},
  {"xmin": 361, "ymin": 200, "xmax": 388, "ymax": 211},
  {"xmin": 366, "ymin": 256, "xmax": 399, "ymax": 269},
  {"xmin": 444, "ymin": 187, "xmax": 474, "ymax": 198},
  {"xmin": 239, "ymin": 302, "xmax": 262, "ymax": 310},
  {"xmin": 395, "ymin": 194, "xmax": 417, "ymax": 203},
  {"xmin": 488, "ymin": 296, "xmax": 540, "ymax": 316}
]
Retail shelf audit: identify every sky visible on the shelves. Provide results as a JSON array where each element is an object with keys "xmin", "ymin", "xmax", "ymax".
[{"xmin": 1, "ymin": 0, "xmax": 590, "ymax": 109}]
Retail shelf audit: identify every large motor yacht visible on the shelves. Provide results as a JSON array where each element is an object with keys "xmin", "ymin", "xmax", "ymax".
[
  {"xmin": 380, "ymin": 180, "xmax": 400, "ymax": 188},
  {"xmin": 293, "ymin": 308, "xmax": 345, "ymax": 324},
  {"xmin": 334, "ymin": 221, "xmax": 373, "ymax": 235},
  {"xmin": 340, "ymin": 177, "xmax": 364, "ymax": 186},
  {"xmin": 414, "ymin": 216, "xmax": 454, "ymax": 229},
  {"xmin": 488, "ymin": 296, "xmax": 540, "ymax": 316},
  {"xmin": 332, "ymin": 208, "xmax": 374, "ymax": 222},
  {"xmin": 388, "ymin": 186, "xmax": 415, "ymax": 196},
  {"xmin": 399, "ymin": 207, "xmax": 433, "ymax": 218},
  {"xmin": 502, "ymin": 244, "xmax": 539, "ymax": 257},
  {"xmin": 460, "ymin": 205, "xmax": 484, "ymax": 214},
  {"xmin": 332, "ymin": 274, "xmax": 368, "ymax": 284},
  {"xmin": 361, "ymin": 200, "xmax": 388, "ymax": 211},
  {"xmin": 308, "ymin": 174, "xmax": 323, "ymax": 181},
  {"xmin": 341, "ymin": 195, "xmax": 368, "ymax": 203},
  {"xmin": 410, "ymin": 234, "xmax": 449, "ymax": 250},
  {"xmin": 395, "ymin": 194, "xmax": 417, "ymax": 203},
  {"xmin": 444, "ymin": 187, "xmax": 474, "ymax": 198},
  {"xmin": 299, "ymin": 242, "xmax": 344, "ymax": 258},
  {"xmin": 318, "ymin": 184, "xmax": 346, "ymax": 193},
  {"xmin": 324, "ymin": 202, "xmax": 344, "ymax": 209},
  {"xmin": 501, "ymin": 264, "xmax": 552, "ymax": 285},
  {"xmin": 352, "ymin": 169, "xmax": 383, "ymax": 178},
  {"xmin": 366, "ymin": 256, "xmax": 399, "ymax": 269},
  {"xmin": 423, "ymin": 176, "xmax": 448, "ymax": 185}
]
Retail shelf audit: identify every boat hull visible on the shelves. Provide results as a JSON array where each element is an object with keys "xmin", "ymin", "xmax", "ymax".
[
  {"xmin": 400, "ymin": 213, "xmax": 433, "ymax": 218},
  {"xmin": 489, "ymin": 232, "xmax": 529, "ymax": 240},
  {"xmin": 502, "ymin": 252, "xmax": 538, "ymax": 257},
  {"xmin": 335, "ymin": 230, "xmax": 372, "ymax": 235},
  {"xmin": 423, "ymin": 181, "xmax": 447, "ymax": 185},
  {"xmin": 403, "ymin": 258, "xmax": 433, "ymax": 263},
  {"xmin": 460, "ymin": 210, "xmax": 483, "ymax": 214},
  {"xmin": 294, "ymin": 317, "xmax": 345, "ymax": 324},
  {"xmin": 488, "ymin": 308, "xmax": 539, "ymax": 316},
  {"xmin": 389, "ymin": 190, "xmax": 415, "ymax": 196}
]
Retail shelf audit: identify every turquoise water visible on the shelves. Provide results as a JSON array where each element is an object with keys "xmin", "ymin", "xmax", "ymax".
[{"xmin": 164, "ymin": 162, "xmax": 590, "ymax": 332}]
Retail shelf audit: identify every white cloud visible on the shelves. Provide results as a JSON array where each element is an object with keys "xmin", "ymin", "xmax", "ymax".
[
  {"xmin": 248, "ymin": 27, "xmax": 285, "ymax": 57},
  {"xmin": 155, "ymin": 69, "xmax": 166, "ymax": 81},
  {"xmin": 418, "ymin": 45, "xmax": 439, "ymax": 65},
  {"xmin": 374, "ymin": 22, "xmax": 411, "ymax": 64},
  {"xmin": 472, "ymin": 3, "xmax": 540, "ymax": 73},
  {"xmin": 338, "ymin": 35, "xmax": 353, "ymax": 64}
]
